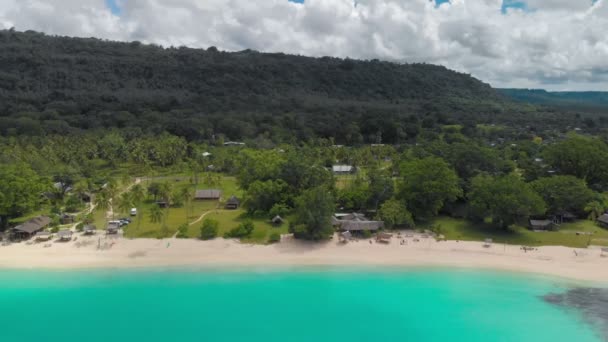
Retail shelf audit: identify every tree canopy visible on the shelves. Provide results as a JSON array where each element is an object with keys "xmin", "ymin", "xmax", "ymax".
[{"xmin": 398, "ymin": 157, "xmax": 462, "ymax": 219}]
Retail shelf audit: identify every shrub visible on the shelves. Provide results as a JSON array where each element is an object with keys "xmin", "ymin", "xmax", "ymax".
[
  {"xmin": 176, "ymin": 224, "xmax": 189, "ymax": 239},
  {"xmin": 269, "ymin": 203, "xmax": 289, "ymax": 219},
  {"xmin": 75, "ymin": 222, "xmax": 84, "ymax": 232},
  {"xmin": 64, "ymin": 195, "xmax": 83, "ymax": 212},
  {"xmin": 362, "ymin": 230, "xmax": 372, "ymax": 239},
  {"xmin": 268, "ymin": 232, "xmax": 281, "ymax": 244},
  {"xmin": 200, "ymin": 219, "xmax": 219, "ymax": 240},
  {"xmin": 50, "ymin": 226, "xmax": 60, "ymax": 233},
  {"xmin": 224, "ymin": 221, "xmax": 255, "ymax": 239}
]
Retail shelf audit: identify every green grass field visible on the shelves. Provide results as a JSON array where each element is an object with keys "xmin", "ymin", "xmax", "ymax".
[
  {"xmin": 88, "ymin": 174, "xmax": 287, "ymax": 243},
  {"xmin": 421, "ymin": 217, "xmax": 608, "ymax": 248}
]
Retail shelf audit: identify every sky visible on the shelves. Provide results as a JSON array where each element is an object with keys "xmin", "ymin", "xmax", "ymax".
[{"xmin": 0, "ymin": 0, "xmax": 607, "ymax": 91}]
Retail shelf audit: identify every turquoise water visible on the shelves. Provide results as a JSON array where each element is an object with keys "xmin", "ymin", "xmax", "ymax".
[{"xmin": 0, "ymin": 268, "xmax": 602, "ymax": 342}]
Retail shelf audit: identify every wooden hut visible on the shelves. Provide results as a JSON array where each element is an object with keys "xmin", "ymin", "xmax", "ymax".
[
  {"xmin": 195, "ymin": 189, "xmax": 222, "ymax": 201},
  {"xmin": 529, "ymin": 219, "xmax": 555, "ymax": 231},
  {"xmin": 376, "ymin": 232, "xmax": 393, "ymax": 244},
  {"xmin": 11, "ymin": 216, "xmax": 51, "ymax": 240},
  {"xmin": 597, "ymin": 214, "xmax": 608, "ymax": 228},
  {"xmin": 271, "ymin": 215, "xmax": 284, "ymax": 225},
  {"xmin": 225, "ymin": 195, "xmax": 240, "ymax": 210},
  {"xmin": 34, "ymin": 231, "xmax": 53, "ymax": 242},
  {"xmin": 57, "ymin": 230, "xmax": 73, "ymax": 241},
  {"xmin": 60, "ymin": 214, "xmax": 75, "ymax": 225}
]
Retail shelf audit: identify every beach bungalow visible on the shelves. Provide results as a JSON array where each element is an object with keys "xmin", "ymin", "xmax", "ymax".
[
  {"xmin": 83, "ymin": 224, "xmax": 97, "ymax": 235},
  {"xmin": 106, "ymin": 221, "xmax": 120, "ymax": 235},
  {"xmin": 271, "ymin": 215, "xmax": 284, "ymax": 225},
  {"xmin": 332, "ymin": 212, "xmax": 384, "ymax": 232},
  {"xmin": 34, "ymin": 231, "xmax": 53, "ymax": 242},
  {"xmin": 57, "ymin": 230, "xmax": 73, "ymax": 241},
  {"xmin": 223, "ymin": 141, "xmax": 246, "ymax": 147},
  {"xmin": 10, "ymin": 216, "xmax": 52, "ymax": 240},
  {"xmin": 597, "ymin": 214, "xmax": 608, "ymax": 228},
  {"xmin": 376, "ymin": 232, "xmax": 393, "ymax": 244},
  {"xmin": 195, "ymin": 189, "xmax": 222, "ymax": 201},
  {"xmin": 332, "ymin": 165, "xmax": 355, "ymax": 175},
  {"xmin": 224, "ymin": 195, "xmax": 240, "ymax": 210},
  {"xmin": 60, "ymin": 213, "xmax": 75, "ymax": 225},
  {"xmin": 483, "ymin": 238, "xmax": 493, "ymax": 248},
  {"xmin": 554, "ymin": 211, "xmax": 576, "ymax": 223},
  {"xmin": 529, "ymin": 219, "xmax": 555, "ymax": 231}
]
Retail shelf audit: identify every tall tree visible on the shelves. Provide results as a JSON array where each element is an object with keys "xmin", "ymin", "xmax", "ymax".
[
  {"xmin": 398, "ymin": 157, "xmax": 462, "ymax": 219},
  {"xmin": 530, "ymin": 176, "xmax": 595, "ymax": 215},
  {"xmin": 0, "ymin": 164, "xmax": 48, "ymax": 226},
  {"xmin": 468, "ymin": 174, "xmax": 546, "ymax": 229},
  {"xmin": 149, "ymin": 205, "xmax": 164, "ymax": 225},
  {"xmin": 291, "ymin": 187, "xmax": 335, "ymax": 240}
]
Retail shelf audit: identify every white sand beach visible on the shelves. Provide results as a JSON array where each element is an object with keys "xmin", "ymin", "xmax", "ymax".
[{"xmin": 0, "ymin": 233, "xmax": 607, "ymax": 283}]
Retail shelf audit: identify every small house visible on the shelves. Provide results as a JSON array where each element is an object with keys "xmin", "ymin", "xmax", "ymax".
[
  {"xmin": 11, "ymin": 216, "xmax": 52, "ymax": 240},
  {"xmin": 376, "ymin": 232, "xmax": 393, "ymax": 244},
  {"xmin": 60, "ymin": 214, "xmax": 75, "ymax": 225},
  {"xmin": 225, "ymin": 195, "xmax": 240, "ymax": 210},
  {"xmin": 271, "ymin": 215, "xmax": 284, "ymax": 225},
  {"xmin": 554, "ymin": 211, "xmax": 576, "ymax": 223},
  {"xmin": 529, "ymin": 219, "xmax": 555, "ymax": 231},
  {"xmin": 156, "ymin": 201, "xmax": 169, "ymax": 208},
  {"xmin": 57, "ymin": 230, "xmax": 73, "ymax": 241},
  {"xmin": 597, "ymin": 214, "xmax": 608, "ymax": 228},
  {"xmin": 34, "ymin": 231, "xmax": 53, "ymax": 242},
  {"xmin": 195, "ymin": 189, "xmax": 222, "ymax": 201},
  {"xmin": 332, "ymin": 165, "xmax": 355, "ymax": 175}
]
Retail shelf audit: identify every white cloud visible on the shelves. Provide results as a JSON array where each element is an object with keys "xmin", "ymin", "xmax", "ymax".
[{"xmin": 0, "ymin": 0, "xmax": 607, "ymax": 90}]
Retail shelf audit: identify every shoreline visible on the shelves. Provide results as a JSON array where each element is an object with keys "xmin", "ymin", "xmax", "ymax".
[{"xmin": 1, "ymin": 234, "xmax": 607, "ymax": 285}]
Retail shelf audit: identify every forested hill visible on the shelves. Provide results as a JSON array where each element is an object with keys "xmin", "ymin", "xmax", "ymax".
[
  {"xmin": 500, "ymin": 89, "xmax": 608, "ymax": 113},
  {"xmin": 0, "ymin": 30, "xmax": 537, "ymax": 142}
]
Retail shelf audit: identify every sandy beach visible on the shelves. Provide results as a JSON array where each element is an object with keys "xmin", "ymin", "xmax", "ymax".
[{"xmin": 0, "ymin": 233, "xmax": 607, "ymax": 284}]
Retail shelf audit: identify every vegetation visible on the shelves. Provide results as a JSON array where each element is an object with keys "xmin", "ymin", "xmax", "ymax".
[
  {"xmin": 3, "ymin": 31, "xmax": 608, "ymax": 249},
  {"xmin": 291, "ymin": 187, "xmax": 335, "ymax": 241},
  {"xmin": 200, "ymin": 219, "xmax": 219, "ymax": 240}
]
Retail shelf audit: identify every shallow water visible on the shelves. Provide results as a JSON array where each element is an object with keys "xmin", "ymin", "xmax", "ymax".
[{"xmin": 0, "ymin": 267, "xmax": 603, "ymax": 341}]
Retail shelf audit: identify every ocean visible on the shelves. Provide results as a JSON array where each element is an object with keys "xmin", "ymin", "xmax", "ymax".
[{"xmin": 0, "ymin": 267, "xmax": 604, "ymax": 341}]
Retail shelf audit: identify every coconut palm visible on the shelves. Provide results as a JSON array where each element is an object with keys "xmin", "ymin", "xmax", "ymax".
[
  {"xmin": 177, "ymin": 187, "xmax": 193, "ymax": 224},
  {"xmin": 117, "ymin": 192, "xmax": 134, "ymax": 217},
  {"xmin": 94, "ymin": 190, "xmax": 111, "ymax": 227},
  {"xmin": 130, "ymin": 184, "xmax": 146, "ymax": 232},
  {"xmin": 149, "ymin": 205, "xmax": 164, "ymax": 224}
]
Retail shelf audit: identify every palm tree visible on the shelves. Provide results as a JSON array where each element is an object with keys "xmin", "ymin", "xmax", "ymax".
[
  {"xmin": 117, "ymin": 192, "xmax": 134, "ymax": 217},
  {"xmin": 149, "ymin": 205, "xmax": 164, "ymax": 224},
  {"xmin": 94, "ymin": 190, "xmax": 111, "ymax": 228},
  {"xmin": 585, "ymin": 201, "xmax": 605, "ymax": 221},
  {"xmin": 177, "ymin": 187, "xmax": 192, "ymax": 224},
  {"xmin": 130, "ymin": 184, "xmax": 146, "ymax": 232}
]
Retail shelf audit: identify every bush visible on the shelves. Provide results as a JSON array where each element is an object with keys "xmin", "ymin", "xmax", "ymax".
[
  {"xmin": 268, "ymin": 232, "xmax": 281, "ymax": 244},
  {"xmin": 64, "ymin": 195, "xmax": 83, "ymax": 212},
  {"xmin": 50, "ymin": 226, "xmax": 60, "ymax": 233},
  {"xmin": 269, "ymin": 203, "xmax": 289, "ymax": 219},
  {"xmin": 200, "ymin": 219, "xmax": 219, "ymax": 240},
  {"xmin": 75, "ymin": 222, "xmax": 84, "ymax": 232},
  {"xmin": 224, "ymin": 220, "xmax": 255, "ymax": 239},
  {"xmin": 176, "ymin": 224, "xmax": 189, "ymax": 239},
  {"xmin": 362, "ymin": 230, "xmax": 372, "ymax": 239}
]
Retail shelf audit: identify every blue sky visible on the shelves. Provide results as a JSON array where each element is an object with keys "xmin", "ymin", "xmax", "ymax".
[{"xmin": 106, "ymin": 0, "xmax": 121, "ymax": 15}]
